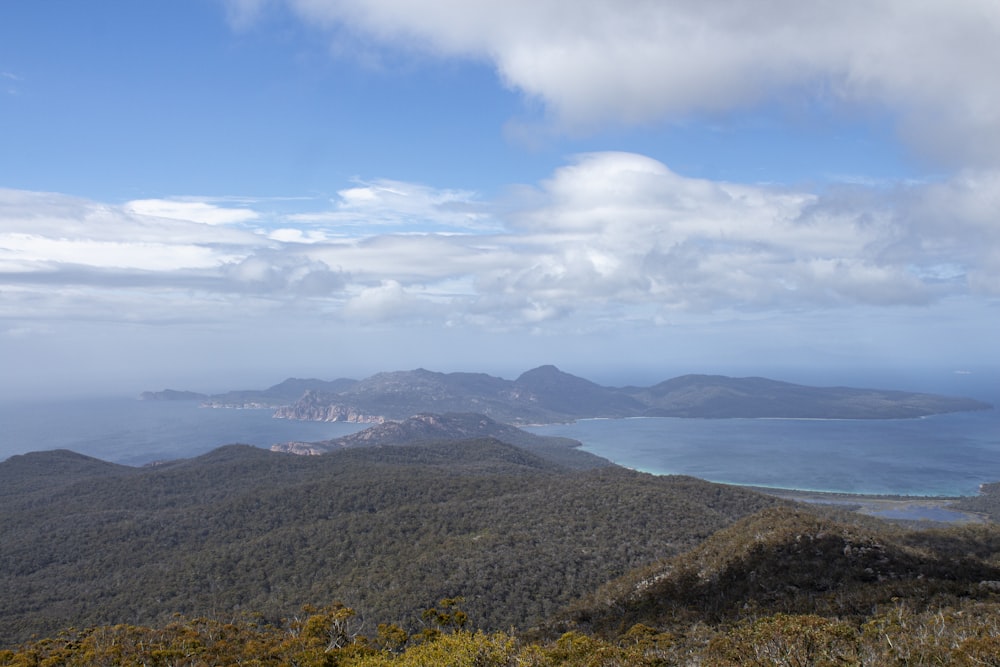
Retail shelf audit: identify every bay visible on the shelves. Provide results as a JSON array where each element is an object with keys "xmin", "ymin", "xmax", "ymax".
[
  {"xmin": 2, "ymin": 395, "xmax": 998, "ymax": 497},
  {"xmin": 526, "ymin": 409, "xmax": 1000, "ymax": 497}
]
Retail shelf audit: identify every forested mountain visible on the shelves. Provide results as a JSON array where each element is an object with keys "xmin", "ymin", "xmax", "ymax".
[
  {"xmin": 269, "ymin": 365, "xmax": 990, "ymax": 422},
  {"xmin": 141, "ymin": 377, "xmax": 358, "ymax": 407},
  {"xmin": 0, "ymin": 439, "xmax": 782, "ymax": 646},
  {"xmin": 0, "ymin": 449, "xmax": 132, "ymax": 495}
]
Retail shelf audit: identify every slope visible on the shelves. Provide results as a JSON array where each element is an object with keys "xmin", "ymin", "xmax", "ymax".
[
  {"xmin": 559, "ymin": 506, "xmax": 1000, "ymax": 637},
  {"xmin": 0, "ymin": 441, "xmax": 781, "ymax": 646}
]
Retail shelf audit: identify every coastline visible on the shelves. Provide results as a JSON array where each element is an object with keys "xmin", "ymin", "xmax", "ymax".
[{"xmin": 745, "ymin": 485, "xmax": 989, "ymax": 524}]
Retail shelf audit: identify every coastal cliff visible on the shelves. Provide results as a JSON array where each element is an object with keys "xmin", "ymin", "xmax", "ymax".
[{"xmin": 272, "ymin": 391, "xmax": 387, "ymax": 423}]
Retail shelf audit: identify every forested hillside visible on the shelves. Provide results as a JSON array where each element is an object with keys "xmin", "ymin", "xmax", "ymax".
[
  {"xmin": 6, "ymin": 436, "xmax": 1000, "ymax": 664},
  {"xmin": 5, "ymin": 504, "xmax": 1000, "ymax": 665},
  {"xmin": 557, "ymin": 506, "xmax": 1000, "ymax": 636},
  {"xmin": 0, "ymin": 440, "xmax": 780, "ymax": 645}
]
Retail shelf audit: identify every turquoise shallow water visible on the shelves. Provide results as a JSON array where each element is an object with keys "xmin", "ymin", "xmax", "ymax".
[{"xmin": 1, "ymin": 396, "xmax": 998, "ymax": 496}]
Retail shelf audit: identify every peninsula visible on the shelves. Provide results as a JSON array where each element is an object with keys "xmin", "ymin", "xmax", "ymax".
[{"xmin": 144, "ymin": 365, "xmax": 991, "ymax": 423}]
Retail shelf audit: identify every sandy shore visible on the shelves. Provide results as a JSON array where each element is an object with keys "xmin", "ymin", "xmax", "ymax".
[{"xmin": 746, "ymin": 487, "xmax": 989, "ymax": 524}]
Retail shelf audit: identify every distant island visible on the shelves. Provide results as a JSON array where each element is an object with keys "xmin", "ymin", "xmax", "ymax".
[
  {"xmin": 142, "ymin": 365, "xmax": 992, "ymax": 423},
  {"xmin": 137, "ymin": 389, "xmax": 208, "ymax": 402}
]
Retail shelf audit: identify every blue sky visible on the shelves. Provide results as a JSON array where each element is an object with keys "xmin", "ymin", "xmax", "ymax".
[{"xmin": 1, "ymin": 1, "xmax": 998, "ymax": 398}]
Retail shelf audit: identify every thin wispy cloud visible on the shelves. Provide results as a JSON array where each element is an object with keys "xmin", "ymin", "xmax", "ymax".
[
  {"xmin": 287, "ymin": 180, "xmax": 499, "ymax": 235},
  {"xmin": 2, "ymin": 70, "xmax": 21, "ymax": 95},
  {"xmin": 124, "ymin": 199, "xmax": 261, "ymax": 226}
]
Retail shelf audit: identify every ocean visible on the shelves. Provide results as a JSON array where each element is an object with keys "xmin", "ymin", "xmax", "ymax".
[
  {"xmin": 0, "ymin": 397, "xmax": 367, "ymax": 467},
  {"xmin": 526, "ymin": 409, "xmax": 1000, "ymax": 497},
  {"xmin": 1, "ymin": 393, "xmax": 998, "ymax": 497}
]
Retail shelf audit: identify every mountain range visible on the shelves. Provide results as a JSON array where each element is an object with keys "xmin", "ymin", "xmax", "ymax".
[{"xmin": 143, "ymin": 364, "xmax": 991, "ymax": 422}]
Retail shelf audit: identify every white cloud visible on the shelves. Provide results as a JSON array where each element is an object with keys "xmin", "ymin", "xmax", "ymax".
[
  {"xmin": 245, "ymin": 0, "xmax": 1000, "ymax": 168},
  {"xmin": 0, "ymin": 190, "xmax": 264, "ymax": 280},
  {"xmin": 267, "ymin": 228, "xmax": 330, "ymax": 243},
  {"xmin": 289, "ymin": 179, "xmax": 497, "ymax": 234},
  {"xmin": 0, "ymin": 233, "xmax": 230, "ymax": 271},
  {"xmin": 485, "ymin": 153, "xmax": 919, "ymax": 314},
  {"xmin": 124, "ymin": 198, "xmax": 260, "ymax": 225},
  {"xmin": 343, "ymin": 280, "xmax": 435, "ymax": 322},
  {"xmin": 2, "ymin": 153, "xmax": 998, "ymax": 332}
]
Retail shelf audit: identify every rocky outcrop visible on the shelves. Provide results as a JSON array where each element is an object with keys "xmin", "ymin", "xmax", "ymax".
[
  {"xmin": 204, "ymin": 377, "xmax": 358, "ymax": 409},
  {"xmin": 269, "ymin": 441, "xmax": 331, "ymax": 455},
  {"xmin": 201, "ymin": 401, "xmax": 283, "ymax": 410},
  {"xmin": 272, "ymin": 391, "xmax": 387, "ymax": 423}
]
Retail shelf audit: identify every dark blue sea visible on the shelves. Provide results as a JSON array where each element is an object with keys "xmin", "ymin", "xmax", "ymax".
[{"xmin": 1, "ymin": 393, "xmax": 998, "ymax": 497}]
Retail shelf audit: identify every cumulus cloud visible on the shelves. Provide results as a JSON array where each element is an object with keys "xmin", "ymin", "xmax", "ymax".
[
  {"xmin": 343, "ymin": 280, "xmax": 438, "ymax": 323},
  {"xmin": 237, "ymin": 0, "xmax": 1000, "ymax": 168},
  {"xmin": 480, "ymin": 152, "xmax": 938, "ymax": 315},
  {"xmin": 222, "ymin": 252, "xmax": 348, "ymax": 297}
]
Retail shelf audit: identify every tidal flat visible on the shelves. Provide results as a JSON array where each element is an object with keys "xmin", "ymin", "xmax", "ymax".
[{"xmin": 753, "ymin": 487, "xmax": 988, "ymax": 524}]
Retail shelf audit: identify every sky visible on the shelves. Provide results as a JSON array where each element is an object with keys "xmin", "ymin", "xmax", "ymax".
[{"xmin": 1, "ymin": 0, "xmax": 998, "ymax": 399}]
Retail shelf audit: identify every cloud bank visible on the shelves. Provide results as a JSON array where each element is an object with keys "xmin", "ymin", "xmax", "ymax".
[{"xmin": 2, "ymin": 153, "xmax": 995, "ymax": 334}]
